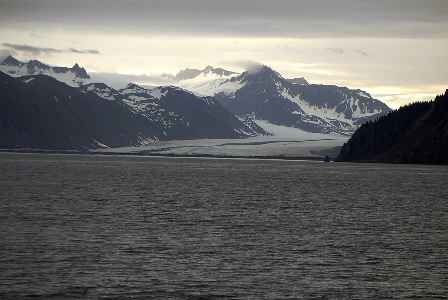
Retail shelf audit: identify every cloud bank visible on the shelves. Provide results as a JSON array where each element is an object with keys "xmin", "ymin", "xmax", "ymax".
[
  {"xmin": 2, "ymin": 43, "xmax": 100, "ymax": 56},
  {"xmin": 1, "ymin": 0, "xmax": 447, "ymax": 38}
]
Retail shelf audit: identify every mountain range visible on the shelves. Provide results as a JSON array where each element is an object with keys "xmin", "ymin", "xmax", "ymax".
[
  {"xmin": 81, "ymin": 82, "xmax": 265, "ymax": 140},
  {"xmin": 0, "ymin": 58, "xmax": 264, "ymax": 149},
  {"xmin": 0, "ymin": 55, "xmax": 90, "ymax": 87},
  {"xmin": 177, "ymin": 65, "xmax": 391, "ymax": 135},
  {"xmin": 0, "ymin": 55, "xmax": 392, "ymax": 150}
]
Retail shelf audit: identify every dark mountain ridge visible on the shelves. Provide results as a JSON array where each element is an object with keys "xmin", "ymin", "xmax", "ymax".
[
  {"xmin": 1, "ymin": 55, "xmax": 24, "ymax": 66},
  {"xmin": 0, "ymin": 72, "xmax": 159, "ymax": 150},
  {"xmin": 337, "ymin": 90, "xmax": 448, "ymax": 164}
]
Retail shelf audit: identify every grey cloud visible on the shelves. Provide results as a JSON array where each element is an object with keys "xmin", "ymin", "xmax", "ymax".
[
  {"xmin": 327, "ymin": 48, "xmax": 345, "ymax": 55},
  {"xmin": 355, "ymin": 50, "xmax": 369, "ymax": 57},
  {"xmin": 2, "ymin": 43, "xmax": 100, "ymax": 55},
  {"xmin": 2, "ymin": 43, "xmax": 62, "ymax": 55},
  {"xmin": 326, "ymin": 48, "xmax": 369, "ymax": 57},
  {"xmin": 69, "ymin": 48, "xmax": 100, "ymax": 54},
  {"xmin": 225, "ymin": 60, "xmax": 264, "ymax": 71},
  {"xmin": 0, "ymin": 0, "xmax": 447, "ymax": 38}
]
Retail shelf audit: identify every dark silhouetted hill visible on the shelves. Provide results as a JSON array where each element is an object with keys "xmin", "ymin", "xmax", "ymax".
[
  {"xmin": 337, "ymin": 90, "xmax": 448, "ymax": 164},
  {"xmin": 0, "ymin": 71, "xmax": 161, "ymax": 150}
]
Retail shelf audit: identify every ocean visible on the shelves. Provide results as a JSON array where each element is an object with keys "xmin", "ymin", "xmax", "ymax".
[{"xmin": 1, "ymin": 153, "xmax": 447, "ymax": 299}]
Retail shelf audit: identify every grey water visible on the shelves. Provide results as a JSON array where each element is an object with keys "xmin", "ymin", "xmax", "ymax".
[{"xmin": 0, "ymin": 153, "xmax": 447, "ymax": 300}]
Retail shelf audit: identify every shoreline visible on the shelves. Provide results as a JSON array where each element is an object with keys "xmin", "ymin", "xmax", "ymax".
[
  {"xmin": 0, "ymin": 148, "xmax": 327, "ymax": 162},
  {"xmin": 3, "ymin": 149, "xmax": 447, "ymax": 166}
]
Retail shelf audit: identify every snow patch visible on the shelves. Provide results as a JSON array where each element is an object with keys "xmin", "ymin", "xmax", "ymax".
[
  {"xmin": 177, "ymin": 72, "xmax": 244, "ymax": 97},
  {"xmin": 255, "ymin": 120, "xmax": 345, "ymax": 140},
  {"xmin": 149, "ymin": 88, "xmax": 168, "ymax": 99},
  {"xmin": 357, "ymin": 90, "xmax": 371, "ymax": 98},
  {"xmin": 23, "ymin": 78, "xmax": 35, "ymax": 84},
  {"xmin": 93, "ymin": 140, "xmax": 110, "ymax": 148}
]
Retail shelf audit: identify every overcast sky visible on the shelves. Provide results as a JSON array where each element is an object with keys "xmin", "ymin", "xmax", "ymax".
[{"xmin": 1, "ymin": 0, "xmax": 447, "ymax": 107}]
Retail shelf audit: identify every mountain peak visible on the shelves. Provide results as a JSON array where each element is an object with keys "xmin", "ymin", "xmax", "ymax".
[
  {"xmin": 26, "ymin": 60, "xmax": 50, "ymax": 73},
  {"xmin": 239, "ymin": 65, "xmax": 283, "ymax": 83},
  {"xmin": 247, "ymin": 65, "xmax": 277, "ymax": 75},
  {"xmin": 126, "ymin": 82, "xmax": 142, "ymax": 89},
  {"xmin": 202, "ymin": 65, "xmax": 237, "ymax": 77},
  {"xmin": 28, "ymin": 59, "xmax": 47, "ymax": 66},
  {"xmin": 70, "ymin": 63, "xmax": 90, "ymax": 79},
  {"xmin": 120, "ymin": 82, "xmax": 148, "ymax": 94},
  {"xmin": 1, "ymin": 55, "xmax": 23, "ymax": 66},
  {"xmin": 174, "ymin": 68, "xmax": 202, "ymax": 81},
  {"xmin": 175, "ymin": 66, "xmax": 237, "ymax": 81}
]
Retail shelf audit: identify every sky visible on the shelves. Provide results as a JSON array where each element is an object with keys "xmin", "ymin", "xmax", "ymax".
[{"xmin": 0, "ymin": 0, "xmax": 447, "ymax": 108}]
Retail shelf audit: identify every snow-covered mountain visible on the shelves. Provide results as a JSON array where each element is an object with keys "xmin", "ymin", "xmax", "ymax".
[
  {"xmin": 173, "ymin": 66, "xmax": 240, "ymax": 96},
  {"xmin": 184, "ymin": 65, "xmax": 390, "ymax": 135},
  {"xmin": 81, "ymin": 82, "xmax": 265, "ymax": 139},
  {"xmin": 0, "ymin": 55, "xmax": 90, "ymax": 87},
  {"xmin": 175, "ymin": 66, "xmax": 238, "ymax": 81}
]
